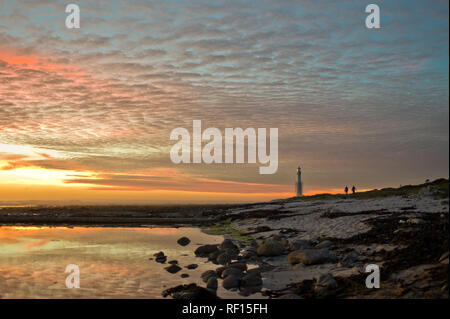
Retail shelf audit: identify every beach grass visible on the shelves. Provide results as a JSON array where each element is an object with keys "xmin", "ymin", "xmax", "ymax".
[{"xmin": 202, "ymin": 219, "xmax": 254, "ymax": 243}]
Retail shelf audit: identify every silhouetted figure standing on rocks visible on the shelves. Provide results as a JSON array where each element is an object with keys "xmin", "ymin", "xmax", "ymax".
[
  {"xmin": 352, "ymin": 185, "xmax": 356, "ymax": 194},
  {"xmin": 345, "ymin": 186, "xmax": 348, "ymax": 197}
]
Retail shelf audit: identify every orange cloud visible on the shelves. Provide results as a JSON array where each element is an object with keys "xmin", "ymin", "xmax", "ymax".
[{"xmin": 0, "ymin": 49, "xmax": 85, "ymax": 77}]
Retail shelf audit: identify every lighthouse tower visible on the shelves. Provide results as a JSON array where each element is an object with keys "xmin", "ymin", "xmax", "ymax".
[{"xmin": 296, "ymin": 166, "xmax": 303, "ymax": 197}]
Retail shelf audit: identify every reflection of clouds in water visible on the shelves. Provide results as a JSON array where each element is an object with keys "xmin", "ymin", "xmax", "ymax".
[
  {"xmin": 0, "ymin": 226, "xmax": 231, "ymax": 298},
  {"xmin": 24, "ymin": 238, "xmax": 51, "ymax": 250}
]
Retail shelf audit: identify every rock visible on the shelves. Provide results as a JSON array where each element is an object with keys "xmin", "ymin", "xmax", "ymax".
[
  {"xmin": 201, "ymin": 270, "xmax": 217, "ymax": 283},
  {"xmin": 215, "ymin": 266, "xmax": 226, "ymax": 277},
  {"xmin": 278, "ymin": 294, "xmax": 303, "ymax": 299},
  {"xmin": 314, "ymin": 274, "xmax": 337, "ymax": 295},
  {"xmin": 246, "ymin": 268, "xmax": 262, "ymax": 277},
  {"xmin": 220, "ymin": 239, "xmax": 238, "ymax": 250},
  {"xmin": 228, "ymin": 262, "xmax": 247, "ymax": 272},
  {"xmin": 165, "ymin": 264, "xmax": 182, "ymax": 274},
  {"xmin": 154, "ymin": 251, "xmax": 167, "ymax": 263},
  {"xmin": 180, "ymin": 273, "xmax": 189, "ymax": 278},
  {"xmin": 280, "ymin": 238, "xmax": 290, "ymax": 247},
  {"xmin": 224, "ymin": 248, "xmax": 240, "ymax": 258},
  {"xmin": 241, "ymin": 274, "xmax": 263, "ymax": 287},
  {"xmin": 221, "ymin": 267, "xmax": 243, "ymax": 279},
  {"xmin": 239, "ymin": 286, "xmax": 261, "ymax": 296},
  {"xmin": 168, "ymin": 260, "xmax": 178, "ymax": 265},
  {"xmin": 162, "ymin": 284, "xmax": 219, "ymax": 299},
  {"xmin": 407, "ymin": 218, "xmax": 423, "ymax": 224},
  {"xmin": 257, "ymin": 239, "xmax": 285, "ymax": 256},
  {"xmin": 338, "ymin": 251, "xmax": 359, "ymax": 267},
  {"xmin": 195, "ymin": 244, "xmax": 219, "ymax": 257},
  {"xmin": 156, "ymin": 256, "xmax": 167, "ymax": 263},
  {"xmin": 439, "ymin": 251, "xmax": 449, "ymax": 263},
  {"xmin": 288, "ymin": 249, "xmax": 338, "ymax": 265},
  {"xmin": 222, "ymin": 275, "xmax": 240, "ymax": 289},
  {"xmin": 289, "ymin": 239, "xmax": 314, "ymax": 251},
  {"xmin": 279, "ymin": 228, "xmax": 299, "ymax": 236},
  {"xmin": 208, "ymin": 250, "xmax": 221, "ymax": 261},
  {"xmin": 241, "ymin": 248, "xmax": 257, "ymax": 259},
  {"xmin": 249, "ymin": 240, "xmax": 259, "ymax": 248},
  {"xmin": 185, "ymin": 264, "xmax": 198, "ymax": 270},
  {"xmin": 217, "ymin": 253, "xmax": 232, "ymax": 265},
  {"xmin": 153, "ymin": 251, "xmax": 165, "ymax": 258},
  {"xmin": 254, "ymin": 226, "xmax": 272, "ymax": 232},
  {"xmin": 316, "ymin": 240, "xmax": 334, "ymax": 249},
  {"xmin": 177, "ymin": 237, "xmax": 191, "ymax": 246},
  {"xmin": 206, "ymin": 276, "xmax": 218, "ymax": 290}
]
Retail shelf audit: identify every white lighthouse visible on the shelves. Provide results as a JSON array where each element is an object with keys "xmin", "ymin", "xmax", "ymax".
[{"xmin": 296, "ymin": 166, "xmax": 303, "ymax": 197}]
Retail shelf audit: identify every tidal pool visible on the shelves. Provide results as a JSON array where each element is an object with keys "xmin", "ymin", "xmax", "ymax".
[{"xmin": 0, "ymin": 226, "xmax": 247, "ymax": 299}]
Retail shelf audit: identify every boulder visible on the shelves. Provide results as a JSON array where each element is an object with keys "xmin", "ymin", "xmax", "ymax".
[
  {"xmin": 228, "ymin": 262, "xmax": 247, "ymax": 272},
  {"xmin": 222, "ymin": 275, "xmax": 240, "ymax": 289},
  {"xmin": 246, "ymin": 268, "xmax": 262, "ymax": 277},
  {"xmin": 257, "ymin": 239, "xmax": 285, "ymax": 256},
  {"xmin": 177, "ymin": 237, "xmax": 191, "ymax": 246},
  {"xmin": 208, "ymin": 250, "xmax": 221, "ymax": 261},
  {"xmin": 224, "ymin": 248, "xmax": 240, "ymax": 258},
  {"xmin": 201, "ymin": 270, "xmax": 217, "ymax": 283},
  {"xmin": 217, "ymin": 253, "xmax": 232, "ymax": 265},
  {"xmin": 288, "ymin": 249, "xmax": 338, "ymax": 265},
  {"xmin": 206, "ymin": 276, "xmax": 218, "ymax": 290},
  {"xmin": 165, "ymin": 264, "xmax": 182, "ymax": 274},
  {"xmin": 241, "ymin": 248, "xmax": 257, "ymax": 259},
  {"xmin": 220, "ymin": 239, "xmax": 238, "ymax": 250},
  {"xmin": 316, "ymin": 240, "xmax": 334, "ymax": 249},
  {"xmin": 168, "ymin": 260, "xmax": 178, "ymax": 265},
  {"xmin": 180, "ymin": 273, "xmax": 189, "ymax": 278},
  {"xmin": 241, "ymin": 274, "xmax": 263, "ymax": 287},
  {"xmin": 162, "ymin": 284, "xmax": 219, "ymax": 299},
  {"xmin": 195, "ymin": 244, "xmax": 219, "ymax": 257},
  {"xmin": 221, "ymin": 267, "xmax": 243, "ymax": 279},
  {"xmin": 289, "ymin": 239, "xmax": 314, "ymax": 251},
  {"xmin": 215, "ymin": 266, "xmax": 226, "ymax": 277},
  {"xmin": 314, "ymin": 274, "xmax": 337, "ymax": 295}
]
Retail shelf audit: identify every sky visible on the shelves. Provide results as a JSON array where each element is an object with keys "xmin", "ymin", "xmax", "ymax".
[{"xmin": 0, "ymin": 0, "xmax": 448, "ymax": 204}]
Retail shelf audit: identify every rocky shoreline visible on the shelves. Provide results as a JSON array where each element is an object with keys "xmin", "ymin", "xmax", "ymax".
[
  {"xmin": 1, "ymin": 179, "xmax": 448, "ymax": 299},
  {"xmin": 158, "ymin": 210, "xmax": 448, "ymax": 299},
  {"xmin": 157, "ymin": 180, "xmax": 449, "ymax": 299}
]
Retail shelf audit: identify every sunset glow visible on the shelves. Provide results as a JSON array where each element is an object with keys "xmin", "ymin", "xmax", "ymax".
[{"xmin": 0, "ymin": 0, "xmax": 448, "ymax": 204}]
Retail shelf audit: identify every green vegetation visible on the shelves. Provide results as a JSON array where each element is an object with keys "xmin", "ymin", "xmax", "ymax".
[
  {"xmin": 202, "ymin": 219, "xmax": 253, "ymax": 243},
  {"xmin": 289, "ymin": 178, "xmax": 449, "ymax": 202}
]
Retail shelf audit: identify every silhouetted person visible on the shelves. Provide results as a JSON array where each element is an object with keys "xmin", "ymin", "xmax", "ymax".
[
  {"xmin": 345, "ymin": 186, "xmax": 348, "ymax": 195},
  {"xmin": 352, "ymin": 185, "xmax": 356, "ymax": 194}
]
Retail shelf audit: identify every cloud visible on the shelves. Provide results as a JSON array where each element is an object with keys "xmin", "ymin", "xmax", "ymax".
[{"xmin": 0, "ymin": 0, "xmax": 448, "ymax": 197}]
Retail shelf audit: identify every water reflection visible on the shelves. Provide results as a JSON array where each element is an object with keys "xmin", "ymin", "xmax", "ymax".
[{"xmin": 0, "ymin": 226, "xmax": 231, "ymax": 299}]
